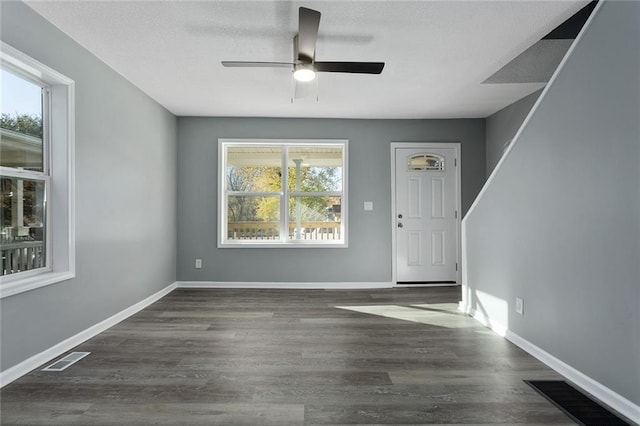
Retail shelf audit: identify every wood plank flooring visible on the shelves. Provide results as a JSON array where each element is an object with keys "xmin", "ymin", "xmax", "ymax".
[{"xmin": 0, "ymin": 287, "xmax": 574, "ymax": 425}]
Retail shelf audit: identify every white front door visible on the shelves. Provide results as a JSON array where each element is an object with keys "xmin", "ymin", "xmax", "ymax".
[{"xmin": 394, "ymin": 145, "xmax": 459, "ymax": 283}]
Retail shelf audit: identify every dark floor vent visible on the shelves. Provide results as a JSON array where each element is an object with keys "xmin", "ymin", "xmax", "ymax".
[
  {"xmin": 524, "ymin": 380, "xmax": 630, "ymax": 426},
  {"xmin": 42, "ymin": 352, "xmax": 90, "ymax": 372}
]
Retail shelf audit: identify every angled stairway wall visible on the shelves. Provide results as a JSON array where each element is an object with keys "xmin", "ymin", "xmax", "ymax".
[
  {"xmin": 486, "ymin": 89, "xmax": 542, "ymax": 177},
  {"xmin": 462, "ymin": 0, "xmax": 639, "ymax": 420}
]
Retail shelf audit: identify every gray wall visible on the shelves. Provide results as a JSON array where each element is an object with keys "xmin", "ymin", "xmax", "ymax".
[
  {"xmin": 1, "ymin": 2, "xmax": 178, "ymax": 370},
  {"xmin": 463, "ymin": 0, "xmax": 639, "ymax": 405},
  {"xmin": 177, "ymin": 118, "xmax": 485, "ymax": 282},
  {"xmin": 485, "ymin": 89, "xmax": 542, "ymax": 177}
]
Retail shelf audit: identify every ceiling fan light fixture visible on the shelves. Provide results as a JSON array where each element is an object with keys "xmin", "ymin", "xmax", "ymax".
[
  {"xmin": 222, "ymin": 7, "xmax": 385, "ymax": 94},
  {"xmin": 293, "ymin": 65, "xmax": 316, "ymax": 82}
]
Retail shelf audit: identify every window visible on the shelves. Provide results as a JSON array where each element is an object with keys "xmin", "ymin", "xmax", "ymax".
[
  {"xmin": 219, "ymin": 139, "xmax": 347, "ymax": 247},
  {"xmin": 1, "ymin": 67, "xmax": 47, "ymax": 277},
  {"xmin": 408, "ymin": 153, "xmax": 445, "ymax": 171},
  {"xmin": 0, "ymin": 42, "xmax": 75, "ymax": 298}
]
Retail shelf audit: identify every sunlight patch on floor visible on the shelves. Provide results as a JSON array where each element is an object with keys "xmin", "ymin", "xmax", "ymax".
[{"xmin": 334, "ymin": 304, "xmax": 481, "ymax": 329}]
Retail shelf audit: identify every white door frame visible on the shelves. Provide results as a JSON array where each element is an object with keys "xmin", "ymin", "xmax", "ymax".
[{"xmin": 390, "ymin": 142, "xmax": 462, "ymax": 286}]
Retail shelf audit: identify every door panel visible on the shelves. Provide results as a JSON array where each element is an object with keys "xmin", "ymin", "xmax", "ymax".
[
  {"xmin": 407, "ymin": 231, "xmax": 422, "ymax": 266},
  {"xmin": 431, "ymin": 177, "xmax": 445, "ymax": 218},
  {"xmin": 395, "ymin": 147, "xmax": 457, "ymax": 283},
  {"xmin": 431, "ymin": 230, "xmax": 445, "ymax": 266},
  {"xmin": 407, "ymin": 178, "xmax": 421, "ymax": 218}
]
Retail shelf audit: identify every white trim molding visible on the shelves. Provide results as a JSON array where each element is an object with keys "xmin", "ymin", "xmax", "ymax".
[
  {"xmin": 178, "ymin": 281, "xmax": 393, "ymax": 290},
  {"xmin": 460, "ymin": 304, "xmax": 640, "ymax": 423},
  {"xmin": 0, "ymin": 282, "xmax": 177, "ymax": 388}
]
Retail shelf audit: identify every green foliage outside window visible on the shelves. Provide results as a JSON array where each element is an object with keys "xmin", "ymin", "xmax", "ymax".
[
  {"xmin": 227, "ymin": 165, "xmax": 340, "ymax": 222},
  {"xmin": 0, "ymin": 113, "xmax": 43, "ymax": 138}
]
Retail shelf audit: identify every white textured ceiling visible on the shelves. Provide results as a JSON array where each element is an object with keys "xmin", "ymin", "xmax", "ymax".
[{"xmin": 25, "ymin": 0, "xmax": 589, "ymax": 119}]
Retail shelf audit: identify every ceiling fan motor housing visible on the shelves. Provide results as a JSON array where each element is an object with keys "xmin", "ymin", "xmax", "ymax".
[{"xmin": 293, "ymin": 62, "xmax": 317, "ymax": 82}]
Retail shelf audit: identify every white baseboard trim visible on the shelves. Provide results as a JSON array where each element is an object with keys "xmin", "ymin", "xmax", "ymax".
[
  {"xmin": 459, "ymin": 301, "xmax": 508, "ymax": 337},
  {"xmin": 177, "ymin": 281, "xmax": 394, "ymax": 290},
  {"xmin": 463, "ymin": 305, "xmax": 640, "ymax": 423},
  {"xmin": 396, "ymin": 283, "xmax": 459, "ymax": 288},
  {"xmin": 0, "ymin": 282, "xmax": 177, "ymax": 388}
]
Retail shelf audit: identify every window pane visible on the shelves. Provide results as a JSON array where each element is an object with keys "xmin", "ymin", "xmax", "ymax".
[
  {"xmin": 227, "ymin": 195, "xmax": 280, "ymax": 240},
  {"xmin": 1, "ymin": 176, "xmax": 46, "ymax": 275},
  {"xmin": 288, "ymin": 146, "xmax": 342, "ymax": 192},
  {"xmin": 0, "ymin": 69, "xmax": 44, "ymax": 172},
  {"xmin": 226, "ymin": 146, "xmax": 282, "ymax": 192},
  {"xmin": 408, "ymin": 153, "xmax": 444, "ymax": 171},
  {"xmin": 289, "ymin": 196, "xmax": 341, "ymax": 241}
]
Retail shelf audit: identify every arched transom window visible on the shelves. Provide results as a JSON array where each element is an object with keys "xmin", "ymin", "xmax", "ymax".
[{"xmin": 408, "ymin": 153, "xmax": 445, "ymax": 171}]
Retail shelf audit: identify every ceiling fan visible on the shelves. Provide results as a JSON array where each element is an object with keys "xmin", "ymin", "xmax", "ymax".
[{"xmin": 221, "ymin": 7, "xmax": 384, "ymax": 98}]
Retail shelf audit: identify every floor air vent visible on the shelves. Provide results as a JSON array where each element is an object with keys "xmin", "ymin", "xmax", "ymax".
[
  {"xmin": 524, "ymin": 380, "xmax": 630, "ymax": 425},
  {"xmin": 42, "ymin": 352, "xmax": 90, "ymax": 372}
]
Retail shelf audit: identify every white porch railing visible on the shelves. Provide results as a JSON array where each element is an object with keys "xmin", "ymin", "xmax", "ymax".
[
  {"xmin": 228, "ymin": 221, "xmax": 341, "ymax": 240},
  {"xmin": 1, "ymin": 240, "xmax": 45, "ymax": 276}
]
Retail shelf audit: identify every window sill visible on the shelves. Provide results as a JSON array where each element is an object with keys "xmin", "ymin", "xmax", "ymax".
[
  {"xmin": 0, "ymin": 271, "xmax": 75, "ymax": 299},
  {"xmin": 218, "ymin": 241, "xmax": 348, "ymax": 249}
]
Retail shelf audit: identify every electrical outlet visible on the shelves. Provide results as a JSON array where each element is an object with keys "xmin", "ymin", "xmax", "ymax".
[
  {"xmin": 515, "ymin": 297, "xmax": 524, "ymax": 315},
  {"xmin": 364, "ymin": 201, "xmax": 373, "ymax": 211},
  {"xmin": 195, "ymin": 258, "xmax": 202, "ymax": 269}
]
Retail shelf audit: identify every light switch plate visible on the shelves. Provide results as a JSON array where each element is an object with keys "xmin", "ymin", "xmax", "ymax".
[{"xmin": 364, "ymin": 201, "xmax": 373, "ymax": 211}]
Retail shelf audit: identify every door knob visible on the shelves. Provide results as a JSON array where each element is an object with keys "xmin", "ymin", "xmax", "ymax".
[
  {"xmin": 397, "ymin": 223, "xmax": 403, "ymax": 228},
  {"xmin": 398, "ymin": 214, "xmax": 403, "ymax": 219}
]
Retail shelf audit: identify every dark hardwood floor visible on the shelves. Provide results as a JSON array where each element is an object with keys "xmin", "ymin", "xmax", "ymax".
[{"xmin": 0, "ymin": 287, "xmax": 573, "ymax": 425}]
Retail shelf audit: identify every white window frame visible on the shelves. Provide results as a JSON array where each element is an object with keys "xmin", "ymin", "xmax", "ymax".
[
  {"xmin": 0, "ymin": 42, "xmax": 75, "ymax": 298},
  {"xmin": 218, "ymin": 139, "xmax": 348, "ymax": 248}
]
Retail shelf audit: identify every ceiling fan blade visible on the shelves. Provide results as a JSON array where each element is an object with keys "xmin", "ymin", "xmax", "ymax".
[
  {"xmin": 315, "ymin": 62, "xmax": 385, "ymax": 74},
  {"xmin": 221, "ymin": 61, "xmax": 292, "ymax": 68},
  {"xmin": 297, "ymin": 7, "xmax": 321, "ymax": 62}
]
